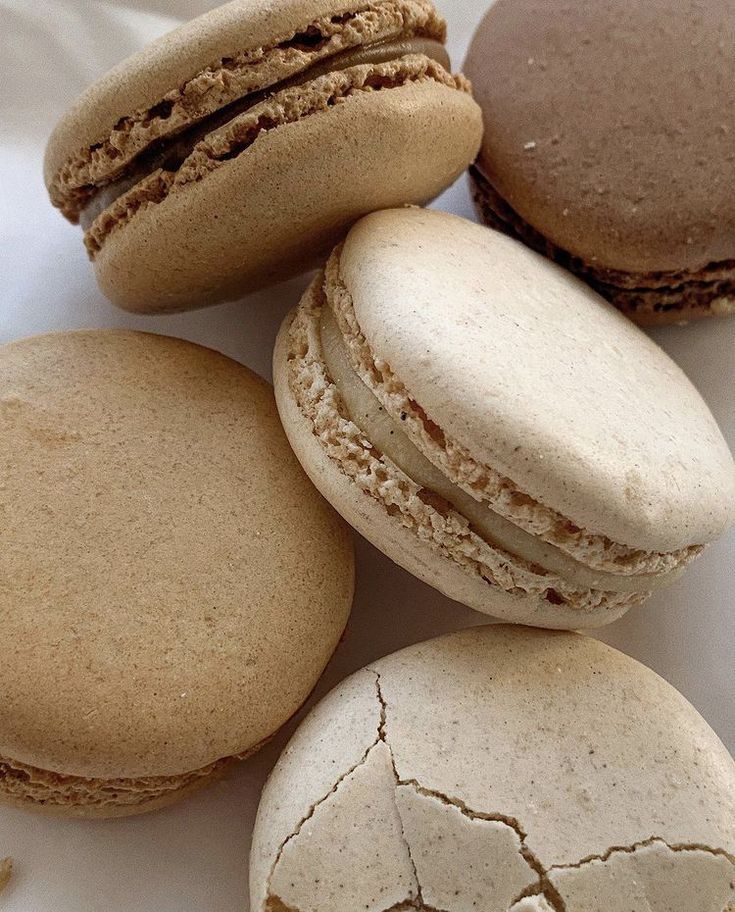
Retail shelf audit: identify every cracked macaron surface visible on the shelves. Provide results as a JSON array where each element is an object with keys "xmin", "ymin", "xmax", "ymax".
[
  {"xmin": 44, "ymin": 0, "xmax": 482, "ymax": 312},
  {"xmin": 465, "ymin": 0, "xmax": 735, "ymax": 325},
  {"xmin": 274, "ymin": 208, "xmax": 735, "ymax": 628},
  {"xmin": 250, "ymin": 625, "xmax": 735, "ymax": 912},
  {"xmin": 0, "ymin": 330, "xmax": 353, "ymax": 817}
]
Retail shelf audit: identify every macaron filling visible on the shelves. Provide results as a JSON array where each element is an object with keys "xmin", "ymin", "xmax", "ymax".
[
  {"xmin": 77, "ymin": 36, "xmax": 450, "ymax": 234},
  {"xmin": 318, "ymin": 306, "xmax": 683, "ymax": 597},
  {"xmin": 471, "ymin": 165, "xmax": 735, "ymax": 320}
]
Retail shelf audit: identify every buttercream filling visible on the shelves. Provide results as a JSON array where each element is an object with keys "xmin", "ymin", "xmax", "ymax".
[
  {"xmin": 79, "ymin": 36, "xmax": 449, "ymax": 231},
  {"xmin": 470, "ymin": 165, "xmax": 735, "ymax": 313},
  {"xmin": 319, "ymin": 305, "xmax": 682, "ymax": 595}
]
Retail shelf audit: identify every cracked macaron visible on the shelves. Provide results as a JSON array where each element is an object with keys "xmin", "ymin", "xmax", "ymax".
[
  {"xmin": 43, "ymin": 0, "xmax": 482, "ymax": 313},
  {"xmin": 465, "ymin": 0, "xmax": 735, "ymax": 325},
  {"xmin": 0, "ymin": 330, "xmax": 353, "ymax": 817},
  {"xmin": 273, "ymin": 208, "xmax": 735, "ymax": 628},
  {"xmin": 250, "ymin": 625, "xmax": 735, "ymax": 912}
]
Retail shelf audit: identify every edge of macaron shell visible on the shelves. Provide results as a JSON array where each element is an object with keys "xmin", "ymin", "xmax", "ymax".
[{"xmin": 89, "ymin": 72, "xmax": 481, "ymax": 312}]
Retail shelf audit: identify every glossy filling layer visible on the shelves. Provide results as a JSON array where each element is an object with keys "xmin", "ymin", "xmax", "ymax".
[
  {"xmin": 79, "ymin": 37, "xmax": 449, "ymax": 231},
  {"xmin": 470, "ymin": 166, "xmax": 735, "ymax": 317},
  {"xmin": 319, "ymin": 306, "xmax": 681, "ymax": 595}
]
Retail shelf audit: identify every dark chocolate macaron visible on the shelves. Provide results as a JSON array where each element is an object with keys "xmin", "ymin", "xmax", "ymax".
[{"xmin": 465, "ymin": 0, "xmax": 735, "ymax": 325}]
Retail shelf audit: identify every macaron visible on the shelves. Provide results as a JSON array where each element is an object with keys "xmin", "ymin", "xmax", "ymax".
[
  {"xmin": 44, "ymin": 0, "xmax": 482, "ymax": 314},
  {"xmin": 250, "ymin": 625, "xmax": 735, "ymax": 912},
  {"xmin": 0, "ymin": 330, "xmax": 353, "ymax": 817},
  {"xmin": 273, "ymin": 208, "xmax": 735, "ymax": 628},
  {"xmin": 465, "ymin": 0, "xmax": 735, "ymax": 325}
]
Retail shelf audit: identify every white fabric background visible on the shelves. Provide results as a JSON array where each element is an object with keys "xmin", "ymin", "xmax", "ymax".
[{"xmin": 0, "ymin": 2, "xmax": 733, "ymax": 909}]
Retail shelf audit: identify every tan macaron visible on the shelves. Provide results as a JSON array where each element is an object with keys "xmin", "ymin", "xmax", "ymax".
[
  {"xmin": 0, "ymin": 330, "xmax": 353, "ymax": 817},
  {"xmin": 44, "ymin": 0, "xmax": 482, "ymax": 313},
  {"xmin": 250, "ymin": 625, "xmax": 735, "ymax": 912},
  {"xmin": 274, "ymin": 208, "xmax": 735, "ymax": 628}
]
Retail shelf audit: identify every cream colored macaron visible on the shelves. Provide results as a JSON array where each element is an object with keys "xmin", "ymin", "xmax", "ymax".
[
  {"xmin": 250, "ymin": 625, "xmax": 735, "ymax": 912},
  {"xmin": 274, "ymin": 208, "xmax": 735, "ymax": 628},
  {"xmin": 0, "ymin": 330, "xmax": 353, "ymax": 817},
  {"xmin": 44, "ymin": 0, "xmax": 482, "ymax": 313}
]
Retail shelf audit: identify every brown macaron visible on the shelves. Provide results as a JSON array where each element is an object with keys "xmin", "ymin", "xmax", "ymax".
[
  {"xmin": 465, "ymin": 0, "xmax": 735, "ymax": 325},
  {"xmin": 0, "ymin": 330, "xmax": 353, "ymax": 817},
  {"xmin": 44, "ymin": 0, "xmax": 482, "ymax": 313}
]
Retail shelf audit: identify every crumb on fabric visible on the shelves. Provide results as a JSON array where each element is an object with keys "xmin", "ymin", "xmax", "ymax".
[{"xmin": 0, "ymin": 857, "xmax": 12, "ymax": 893}]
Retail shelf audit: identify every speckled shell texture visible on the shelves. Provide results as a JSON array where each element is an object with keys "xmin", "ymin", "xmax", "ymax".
[
  {"xmin": 330, "ymin": 209, "xmax": 735, "ymax": 552},
  {"xmin": 0, "ymin": 330, "xmax": 353, "ymax": 811},
  {"xmin": 464, "ymin": 0, "xmax": 735, "ymax": 275},
  {"xmin": 250, "ymin": 625, "xmax": 735, "ymax": 912}
]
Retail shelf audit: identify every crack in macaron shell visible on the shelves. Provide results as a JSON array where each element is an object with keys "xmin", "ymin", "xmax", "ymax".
[
  {"xmin": 256, "ymin": 636, "xmax": 735, "ymax": 912},
  {"xmin": 46, "ymin": 0, "xmax": 446, "ymax": 218},
  {"xmin": 0, "ymin": 859, "xmax": 11, "ymax": 896},
  {"xmin": 83, "ymin": 55, "xmax": 470, "ymax": 257}
]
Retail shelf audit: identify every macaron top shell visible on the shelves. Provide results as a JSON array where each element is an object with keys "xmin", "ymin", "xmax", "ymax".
[
  {"xmin": 0, "ymin": 330, "xmax": 353, "ymax": 780},
  {"xmin": 250, "ymin": 626, "xmax": 735, "ymax": 912},
  {"xmin": 44, "ymin": 0, "xmax": 444, "ymax": 209},
  {"xmin": 336, "ymin": 209, "xmax": 735, "ymax": 552},
  {"xmin": 464, "ymin": 0, "xmax": 735, "ymax": 273}
]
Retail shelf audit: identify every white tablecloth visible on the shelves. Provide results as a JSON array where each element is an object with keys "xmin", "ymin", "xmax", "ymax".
[{"xmin": 1, "ymin": 2, "xmax": 733, "ymax": 909}]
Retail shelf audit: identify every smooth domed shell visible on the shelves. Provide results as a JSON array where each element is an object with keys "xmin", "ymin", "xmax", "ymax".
[
  {"xmin": 336, "ymin": 208, "xmax": 735, "ymax": 552},
  {"xmin": 0, "ymin": 330, "xmax": 353, "ymax": 779},
  {"xmin": 465, "ymin": 0, "xmax": 735, "ymax": 274}
]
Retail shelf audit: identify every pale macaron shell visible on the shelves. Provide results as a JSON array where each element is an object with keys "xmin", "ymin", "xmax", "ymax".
[
  {"xmin": 273, "ymin": 311, "xmax": 628, "ymax": 629},
  {"xmin": 43, "ymin": 0, "xmax": 428, "ymax": 185},
  {"xmin": 337, "ymin": 208, "xmax": 735, "ymax": 552},
  {"xmin": 93, "ymin": 78, "xmax": 482, "ymax": 313},
  {"xmin": 0, "ymin": 330, "xmax": 353, "ymax": 784},
  {"xmin": 250, "ymin": 625, "xmax": 735, "ymax": 912}
]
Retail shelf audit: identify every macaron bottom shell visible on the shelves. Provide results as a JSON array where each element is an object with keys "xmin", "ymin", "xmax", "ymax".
[{"xmin": 0, "ymin": 753, "xmax": 239, "ymax": 820}]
